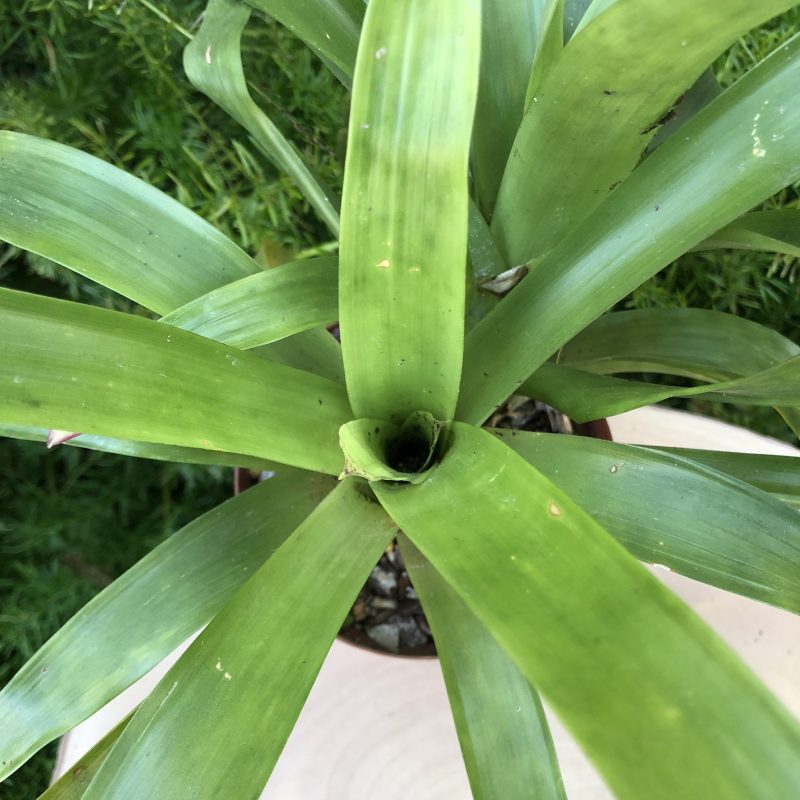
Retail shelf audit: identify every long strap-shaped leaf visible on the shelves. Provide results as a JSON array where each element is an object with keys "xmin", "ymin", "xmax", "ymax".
[
  {"xmin": 161, "ymin": 256, "xmax": 338, "ymax": 349},
  {"xmin": 83, "ymin": 480, "xmax": 395, "ymax": 800},
  {"xmin": 244, "ymin": 0, "xmax": 363, "ymax": 86},
  {"xmin": 549, "ymin": 307, "xmax": 800, "ymax": 435},
  {"xmin": 693, "ymin": 208, "xmax": 800, "ymax": 258},
  {"xmin": 374, "ymin": 424, "xmax": 800, "ymax": 800},
  {"xmin": 400, "ymin": 536, "xmax": 567, "ymax": 800},
  {"xmin": 339, "ymin": 0, "xmax": 480, "ymax": 424},
  {"xmin": 254, "ymin": 327, "xmax": 345, "ymax": 383},
  {"xmin": 472, "ymin": 0, "xmax": 559, "ymax": 219},
  {"xmin": 491, "ymin": 0, "xmax": 799, "ymax": 265},
  {"xmin": 0, "ymin": 423, "xmax": 274, "ymax": 470},
  {"xmin": 185, "ymin": 0, "xmax": 340, "ymax": 235},
  {"xmin": 521, "ymin": 357, "xmax": 800, "ymax": 425},
  {"xmin": 0, "ymin": 470, "xmax": 333, "ymax": 783},
  {"xmin": 0, "ymin": 289, "xmax": 351, "ymax": 474},
  {"xmin": 0, "ymin": 132, "xmax": 258, "ymax": 315},
  {"xmin": 653, "ymin": 446, "xmax": 800, "ymax": 510},
  {"xmin": 459, "ymin": 32, "xmax": 800, "ymax": 424},
  {"xmin": 493, "ymin": 430, "xmax": 800, "ymax": 612},
  {"xmin": 557, "ymin": 307, "xmax": 799, "ymax": 379},
  {"xmin": 37, "ymin": 716, "xmax": 131, "ymax": 800}
]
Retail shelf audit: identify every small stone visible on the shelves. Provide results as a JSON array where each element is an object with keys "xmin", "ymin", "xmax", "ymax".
[
  {"xmin": 397, "ymin": 617, "xmax": 428, "ymax": 649},
  {"xmin": 368, "ymin": 566, "xmax": 397, "ymax": 597},
  {"xmin": 352, "ymin": 600, "xmax": 367, "ymax": 621},
  {"xmin": 371, "ymin": 597, "xmax": 398, "ymax": 610},
  {"xmin": 365, "ymin": 622, "xmax": 400, "ymax": 652}
]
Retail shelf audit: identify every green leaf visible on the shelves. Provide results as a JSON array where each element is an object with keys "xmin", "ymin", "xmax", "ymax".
[
  {"xmin": 37, "ymin": 716, "xmax": 131, "ymax": 800},
  {"xmin": 83, "ymin": 480, "xmax": 395, "ymax": 800},
  {"xmin": 374, "ymin": 423, "xmax": 800, "ymax": 800},
  {"xmin": 459, "ymin": 32, "xmax": 800, "ymax": 423},
  {"xmin": 473, "ymin": 0, "xmax": 561, "ymax": 219},
  {"xmin": 693, "ymin": 208, "xmax": 800, "ymax": 258},
  {"xmin": 651, "ymin": 446, "xmax": 800, "ymax": 510},
  {"xmin": 0, "ymin": 422, "xmax": 275, "ymax": 470},
  {"xmin": 254, "ymin": 327, "xmax": 345, "ymax": 383},
  {"xmin": 161, "ymin": 257, "xmax": 338, "ymax": 349},
  {"xmin": 548, "ymin": 307, "xmax": 800, "ymax": 436},
  {"xmin": 0, "ymin": 132, "xmax": 258, "ymax": 315},
  {"xmin": 339, "ymin": 0, "xmax": 481, "ymax": 424},
  {"xmin": 244, "ymin": 0, "xmax": 363, "ymax": 86},
  {"xmin": 557, "ymin": 307, "xmax": 799, "ymax": 380},
  {"xmin": 400, "ymin": 536, "xmax": 567, "ymax": 800},
  {"xmin": 491, "ymin": 0, "xmax": 799, "ymax": 265},
  {"xmin": 0, "ymin": 289, "xmax": 351, "ymax": 474},
  {"xmin": 339, "ymin": 411, "xmax": 444, "ymax": 483},
  {"xmin": 495, "ymin": 429, "xmax": 800, "ymax": 612},
  {"xmin": 184, "ymin": 0, "xmax": 340, "ymax": 235},
  {"xmin": 0, "ymin": 470, "xmax": 333, "ymax": 783},
  {"xmin": 521, "ymin": 357, "xmax": 800, "ymax": 424}
]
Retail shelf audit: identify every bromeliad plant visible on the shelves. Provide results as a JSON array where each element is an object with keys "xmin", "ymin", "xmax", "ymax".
[{"xmin": 1, "ymin": 0, "xmax": 800, "ymax": 797}]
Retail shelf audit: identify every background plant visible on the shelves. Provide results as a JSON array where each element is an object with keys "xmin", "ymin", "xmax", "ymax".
[{"xmin": 0, "ymin": 1, "xmax": 791, "ymax": 800}]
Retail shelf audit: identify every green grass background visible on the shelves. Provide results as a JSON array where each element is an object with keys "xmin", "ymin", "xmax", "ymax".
[{"xmin": 0, "ymin": 3, "xmax": 798, "ymax": 796}]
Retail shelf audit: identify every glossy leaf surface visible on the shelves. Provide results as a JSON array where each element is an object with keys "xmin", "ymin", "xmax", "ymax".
[
  {"xmin": 374, "ymin": 423, "xmax": 800, "ymax": 800},
  {"xmin": 401, "ymin": 536, "xmax": 567, "ymax": 800},
  {"xmin": 459, "ymin": 33, "xmax": 800, "ymax": 423},
  {"xmin": 495, "ymin": 430, "xmax": 800, "ymax": 612},
  {"xmin": 0, "ymin": 471, "xmax": 333, "ymax": 782},
  {"xmin": 161, "ymin": 257, "xmax": 338, "ymax": 349},
  {"xmin": 0, "ymin": 132, "xmax": 257, "ymax": 315},
  {"xmin": 185, "ymin": 0, "xmax": 340, "ymax": 234},
  {"xmin": 339, "ymin": 0, "xmax": 480, "ymax": 423},
  {"xmin": 492, "ymin": 0, "xmax": 799, "ymax": 264},
  {"xmin": 84, "ymin": 480, "xmax": 395, "ymax": 800},
  {"xmin": 0, "ymin": 289, "xmax": 351, "ymax": 474}
]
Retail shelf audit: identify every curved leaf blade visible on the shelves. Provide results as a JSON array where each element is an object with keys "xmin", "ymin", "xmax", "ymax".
[
  {"xmin": 473, "ymin": 0, "xmax": 560, "ymax": 219},
  {"xmin": 653, "ymin": 446, "xmax": 800, "ymax": 509},
  {"xmin": 244, "ymin": 0, "xmax": 363, "ymax": 85},
  {"xmin": 83, "ymin": 480, "xmax": 395, "ymax": 800},
  {"xmin": 693, "ymin": 208, "xmax": 800, "ymax": 258},
  {"xmin": 0, "ymin": 132, "xmax": 258, "ymax": 315},
  {"xmin": 492, "ymin": 0, "xmax": 799, "ymax": 264},
  {"xmin": 161, "ymin": 257, "xmax": 338, "ymax": 349},
  {"xmin": 339, "ymin": 0, "xmax": 481, "ymax": 423},
  {"xmin": 557, "ymin": 307, "xmax": 799, "ymax": 379},
  {"xmin": 495, "ymin": 429, "xmax": 800, "ymax": 612},
  {"xmin": 253, "ymin": 326, "xmax": 345, "ymax": 383},
  {"xmin": 38, "ymin": 716, "xmax": 131, "ymax": 800},
  {"xmin": 400, "ymin": 536, "xmax": 567, "ymax": 800},
  {"xmin": 0, "ymin": 289, "xmax": 351, "ymax": 474},
  {"xmin": 0, "ymin": 471, "xmax": 333, "ymax": 783},
  {"xmin": 374, "ymin": 424, "xmax": 800, "ymax": 800},
  {"xmin": 184, "ymin": 0, "xmax": 340, "ymax": 235},
  {"xmin": 459, "ymin": 32, "xmax": 800, "ymax": 423},
  {"xmin": 522, "ymin": 357, "xmax": 800, "ymax": 424}
]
